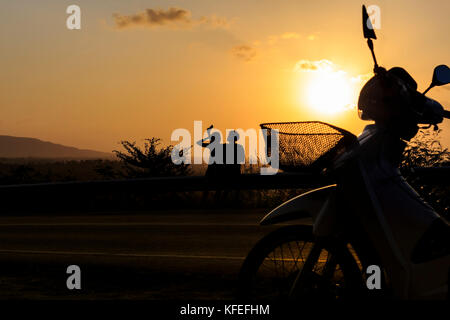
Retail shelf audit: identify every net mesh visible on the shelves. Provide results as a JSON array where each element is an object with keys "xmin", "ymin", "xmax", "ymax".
[{"xmin": 260, "ymin": 121, "xmax": 356, "ymax": 172}]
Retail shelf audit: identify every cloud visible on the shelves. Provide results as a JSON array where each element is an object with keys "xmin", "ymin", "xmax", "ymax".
[
  {"xmin": 293, "ymin": 59, "xmax": 334, "ymax": 72},
  {"xmin": 265, "ymin": 32, "xmax": 300, "ymax": 45},
  {"xmin": 113, "ymin": 7, "xmax": 230, "ymax": 30},
  {"xmin": 114, "ymin": 8, "xmax": 190, "ymax": 28},
  {"xmin": 231, "ymin": 45, "xmax": 257, "ymax": 62},
  {"xmin": 230, "ymin": 32, "xmax": 308, "ymax": 60},
  {"xmin": 293, "ymin": 59, "xmax": 373, "ymax": 82},
  {"xmin": 350, "ymin": 73, "xmax": 373, "ymax": 83},
  {"xmin": 198, "ymin": 14, "xmax": 232, "ymax": 29},
  {"xmin": 281, "ymin": 32, "xmax": 300, "ymax": 40}
]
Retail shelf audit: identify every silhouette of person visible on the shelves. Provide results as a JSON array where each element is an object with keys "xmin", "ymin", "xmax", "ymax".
[
  {"xmin": 224, "ymin": 130, "xmax": 244, "ymax": 177},
  {"xmin": 197, "ymin": 126, "xmax": 221, "ymax": 178},
  {"xmin": 197, "ymin": 127, "xmax": 244, "ymax": 204},
  {"xmin": 223, "ymin": 130, "xmax": 244, "ymax": 204},
  {"xmin": 197, "ymin": 127, "xmax": 244, "ymax": 177}
]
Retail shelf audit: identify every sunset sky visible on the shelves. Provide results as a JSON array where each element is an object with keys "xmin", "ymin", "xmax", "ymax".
[{"xmin": 1, "ymin": 0, "xmax": 449, "ymax": 152}]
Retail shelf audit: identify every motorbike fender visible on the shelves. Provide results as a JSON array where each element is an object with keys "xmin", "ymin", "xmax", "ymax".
[
  {"xmin": 260, "ymin": 185, "xmax": 337, "ymax": 227},
  {"xmin": 313, "ymin": 187, "xmax": 338, "ymax": 236}
]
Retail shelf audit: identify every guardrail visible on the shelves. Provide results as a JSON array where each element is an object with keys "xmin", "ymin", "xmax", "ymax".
[
  {"xmin": 0, "ymin": 172, "xmax": 330, "ymax": 193},
  {"xmin": 0, "ymin": 167, "xmax": 447, "ymax": 213},
  {"xmin": 0, "ymin": 167, "xmax": 448, "ymax": 194},
  {"xmin": 0, "ymin": 172, "xmax": 331, "ymax": 213}
]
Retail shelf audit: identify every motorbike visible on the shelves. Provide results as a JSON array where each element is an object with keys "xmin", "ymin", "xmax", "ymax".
[{"xmin": 238, "ymin": 5, "xmax": 450, "ymax": 300}]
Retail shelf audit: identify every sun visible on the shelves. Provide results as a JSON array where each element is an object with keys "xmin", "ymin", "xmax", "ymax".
[{"xmin": 306, "ymin": 70, "xmax": 353, "ymax": 114}]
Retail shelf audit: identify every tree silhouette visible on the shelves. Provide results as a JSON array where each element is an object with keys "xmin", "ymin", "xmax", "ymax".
[{"xmin": 114, "ymin": 138, "xmax": 190, "ymax": 178}]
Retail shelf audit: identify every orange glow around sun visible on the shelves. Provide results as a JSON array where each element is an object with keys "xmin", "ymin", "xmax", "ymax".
[{"xmin": 306, "ymin": 70, "xmax": 355, "ymax": 115}]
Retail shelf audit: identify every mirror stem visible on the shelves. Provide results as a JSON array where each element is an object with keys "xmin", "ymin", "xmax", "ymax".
[
  {"xmin": 367, "ymin": 39, "xmax": 379, "ymax": 73},
  {"xmin": 422, "ymin": 84, "xmax": 433, "ymax": 95}
]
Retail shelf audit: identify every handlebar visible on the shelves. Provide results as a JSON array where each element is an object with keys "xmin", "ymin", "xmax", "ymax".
[{"xmin": 444, "ymin": 110, "xmax": 450, "ymax": 119}]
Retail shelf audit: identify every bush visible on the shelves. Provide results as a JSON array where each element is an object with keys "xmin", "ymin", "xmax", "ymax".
[
  {"xmin": 401, "ymin": 129, "xmax": 450, "ymax": 220},
  {"xmin": 401, "ymin": 129, "xmax": 450, "ymax": 168},
  {"xmin": 113, "ymin": 138, "xmax": 191, "ymax": 178}
]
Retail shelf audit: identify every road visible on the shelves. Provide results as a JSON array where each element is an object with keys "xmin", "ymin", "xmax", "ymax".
[{"xmin": 0, "ymin": 209, "xmax": 306, "ymax": 299}]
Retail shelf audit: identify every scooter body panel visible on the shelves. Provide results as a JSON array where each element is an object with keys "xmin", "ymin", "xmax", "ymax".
[
  {"xmin": 260, "ymin": 185, "xmax": 336, "ymax": 227},
  {"xmin": 355, "ymin": 125, "xmax": 448, "ymax": 299}
]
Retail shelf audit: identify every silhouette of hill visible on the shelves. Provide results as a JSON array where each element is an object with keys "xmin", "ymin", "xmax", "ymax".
[{"xmin": 0, "ymin": 135, "xmax": 112, "ymax": 159}]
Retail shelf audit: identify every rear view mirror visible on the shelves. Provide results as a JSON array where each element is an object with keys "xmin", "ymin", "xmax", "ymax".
[
  {"xmin": 431, "ymin": 65, "xmax": 450, "ymax": 87},
  {"xmin": 423, "ymin": 65, "xmax": 450, "ymax": 94},
  {"xmin": 362, "ymin": 5, "xmax": 377, "ymax": 39}
]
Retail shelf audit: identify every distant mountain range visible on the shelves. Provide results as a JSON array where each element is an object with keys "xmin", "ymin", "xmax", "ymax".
[{"xmin": 0, "ymin": 135, "xmax": 112, "ymax": 159}]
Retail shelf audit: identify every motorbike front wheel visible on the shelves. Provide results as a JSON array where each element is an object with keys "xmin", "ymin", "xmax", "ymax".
[{"xmin": 238, "ymin": 225, "xmax": 363, "ymax": 300}]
